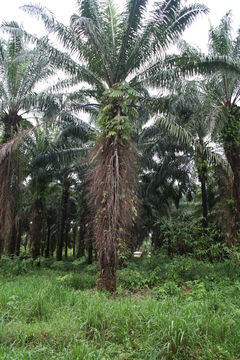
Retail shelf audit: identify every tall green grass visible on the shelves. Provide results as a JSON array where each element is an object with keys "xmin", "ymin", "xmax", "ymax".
[{"xmin": 0, "ymin": 255, "xmax": 240, "ymax": 359}]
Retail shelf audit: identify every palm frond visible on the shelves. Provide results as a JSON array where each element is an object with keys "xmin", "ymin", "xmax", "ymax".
[
  {"xmin": 157, "ymin": 115, "xmax": 194, "ymax": 146},
  {"xmin": 33, "ymin": 146, "xmax": 92, "ymax": 168},
  {"xmin": 22, "ymin": 4, "xmax": 82, "ymax": 55},
  {"xmin": 114, "ymin": 0, "xmax": 148, "ymax": 82},
  {"xmin": 57, "ymin": 123, "xmax": 95, "ymax": 143}
]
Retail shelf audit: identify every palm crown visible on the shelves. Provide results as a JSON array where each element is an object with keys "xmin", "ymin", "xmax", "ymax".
[
  {"xmin": 14, "ymin": 1, "xmax": 207, "ymax": 102},
  {"xmin": 0, "ymin": 33, "xmax": 55, "ymax": 142}
]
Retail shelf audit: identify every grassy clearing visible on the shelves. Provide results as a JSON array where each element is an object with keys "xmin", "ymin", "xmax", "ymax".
[{"xmin": 0, "ymin": 255, "xmax": 240, "ymax": 359}]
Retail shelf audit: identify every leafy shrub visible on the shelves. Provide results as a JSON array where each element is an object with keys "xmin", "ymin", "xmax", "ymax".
[
  {"xmin": 154, "ymin": 281, "xmax": 182, "ymax": 299},
  {"xmin": 118, "ymin": 269, "xmax": 149, "ymax": 289},
  {"xmin": 156, "ymin": 216, "xmax": 227, "ymax": 260},
  {"xmin": 57, "ymin": 273, "xmax": 97, "ymax": 290},
  {"xmin": 0, "ymin": 256, "xmax": 34, "ymax": 275}
]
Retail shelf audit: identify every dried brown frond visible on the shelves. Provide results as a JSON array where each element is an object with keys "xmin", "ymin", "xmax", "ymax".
[{"xmin": 0, "ymin": 151, "xmax": 13, "ymax": 256}]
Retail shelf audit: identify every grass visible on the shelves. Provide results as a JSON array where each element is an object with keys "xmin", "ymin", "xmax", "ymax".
[{"xmin": 0, "ymin": 254, "xmax": 240, "ymax": 359}]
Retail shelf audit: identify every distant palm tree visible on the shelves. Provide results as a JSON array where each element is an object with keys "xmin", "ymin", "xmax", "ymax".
[
  {"xmin": 167, "ymin": 80, "xmax": 214, "ymax": 231},
  {"xmin": 139, "ymin": 120, "xmax": 195, "ymax": 248},
  {"xmin": 0, "ymin": 33, "xmax": 55, "ymax": 257},
  {"xmin": 170, "ymin": 13, "xmax": 240, "ymax": 243},
  {"xmin": 24, "ymin": 109, "xmax": 94, "ymax": 259},
  {"xmin": 206, "ymin": 14, "xmax": 240, "ymax": 244}
]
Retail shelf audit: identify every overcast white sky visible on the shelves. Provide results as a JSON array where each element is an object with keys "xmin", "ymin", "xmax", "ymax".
[{"xmin": 0, "ymin": 0, "xmax": 239, "ymax": 52}]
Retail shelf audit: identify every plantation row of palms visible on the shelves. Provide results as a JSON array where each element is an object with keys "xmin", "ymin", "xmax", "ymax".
[{"xmin": 0, "ymin": 0, "xmax": 240, "ymax": 291}]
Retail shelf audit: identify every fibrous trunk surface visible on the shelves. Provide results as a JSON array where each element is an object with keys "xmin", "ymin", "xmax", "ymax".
[{"xmin": 88, "ymin": 136, "xmax": 137, "ymax": 292}]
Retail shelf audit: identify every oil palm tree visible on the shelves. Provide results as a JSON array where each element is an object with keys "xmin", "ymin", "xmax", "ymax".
[
  {"xmin": 0, "ymin": 28, "xmax": 95, "ymax": 258},
  {"xmin": 205, "ymin": 15, "xmax": 240, "ymax": 244},
  {"xmin": 139, "ymin": 124, "xmax": 195, "ymax": 248},
  {"xmin": 167, "ymin": 80, "xmax": 215, "ymax": 230},
  {"xmin": 0, "ymin": 33, "xmax": 56, "ymax": 257},
  {"xmin": 25, "ymin": 125, "xmax": 53, "ymax": 258},
  {"xmin": 152, "ymin": 78, "xmax": 229, "ymax": 234},
  {"xmin": 12, "ymin": 0, "xmax": 208, "ymax": 290},
  {"xmin": 24, "ymin": 120, "xmax": 93, "ymax": 259},
  {"xmin": 167, "ymin": 13, "xmax": 240, "ymax": 243}
]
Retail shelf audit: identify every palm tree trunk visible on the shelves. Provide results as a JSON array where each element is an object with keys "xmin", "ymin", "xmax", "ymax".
[
  {"xmin": 72, "ymin": 225, "xmax": 77, "ymax": 257},
  {"xmin": 88, "ymin": 136, "xmax": 137, "ymax": 292},
  {"xmin": 200, "ymin": 176, "xmax": 208, "ymax": 230},
  {"xmin": 45, "ymin": 220, "xmax": 51, "ymax": 258},
  {"xmin": 87, "ymin": 238, "xmax": 93, "ymax": 264},
  {"xmin": 32, "ymin": 199, "xmax": 43, "ymax": 259},
  {"xmin": 0, "ymin": 157, "xmax": 11, "ymax": 258},
  {"xmin": 64, "ymin": 218, "xmax": 70, "ymax": 258},
  {"xmin": 51, "ymin": 235, "xmax": 56, "ymax": 257},
  {"xmin": 16, "ymin": 220, "xmax": 22, "ymax": 256},
  {"xmin": 57, "ymin": 177, "xmax": 70, "ymax": 261},
  {"xmin": 77, "ymin": 215, "xmax": 86, "ymax": 258},
  {"xmin": 196, "ymin": 146, "xmax": 208, "ymax": 232},
  {"xmin": 225, "ymin": 148, "xmax": 240, "ymax": 245},
  {"xmin": 0, "ymin": 235, "xmax": 3, "ymax": 259},
  {"xmin": 0, "ymin": 114, "xmax": 22, "ymax": 257},
  {"xmin": 7, "ymin": 220, "xmax": 17, "ymax": 256},
  {"xmin": 232, "ymin": 167, "xmax": 240, "ymax": 243},
  {"xmin": 222, "ymin": 108, "xmax": 240, "ymax": 245},
  {"xmin": 41, "ymin": 223, "xmax": 46, "ymax": 257}
]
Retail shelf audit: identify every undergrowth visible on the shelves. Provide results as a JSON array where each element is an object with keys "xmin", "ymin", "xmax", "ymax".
[{"xmin": 0, "ymin": 254, "xmax": 240, "ymax": 359}]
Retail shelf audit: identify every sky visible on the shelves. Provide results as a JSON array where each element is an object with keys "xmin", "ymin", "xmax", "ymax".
[{"xmin": 0, "ymin": 0, "xmax": 239, "ymax": 53}]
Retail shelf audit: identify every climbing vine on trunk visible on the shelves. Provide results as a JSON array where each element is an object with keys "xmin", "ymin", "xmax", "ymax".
[
  {"xmin": 221, "ymin": 106, "xmax": 240, "ymax": 245},
  {"xmin": 88, "ymin": 83, "xmax": 139, "ymax": 292}
]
